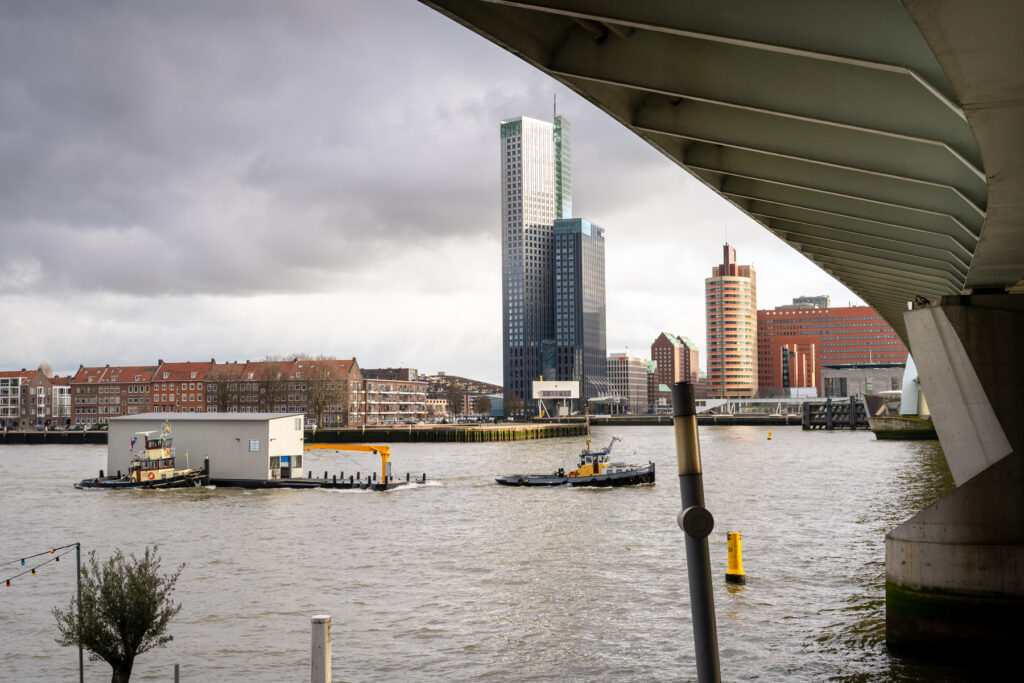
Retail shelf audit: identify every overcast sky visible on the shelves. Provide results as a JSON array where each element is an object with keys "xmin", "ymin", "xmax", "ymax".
[{"xmin": 0, "ymin": 0, "xmax": 862, "ymax": 384}]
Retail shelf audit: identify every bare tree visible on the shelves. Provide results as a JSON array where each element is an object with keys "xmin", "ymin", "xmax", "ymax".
[
  {"xmin": 445, "ymin": 383, "xmax": 465, "ymax": 416},
  {"xmin": 305, "ymin": 356, "xmax": 345, "ymax": 427},
  {"xmin": 205, "ymin": 370, "xmax": 240, "ymax": 413},
  {"xmin": 38, "ymin": 362, "xmax": 54, "ymax": 378},
  {"xmin": 257, "ymin": 360, "xmax": 289, "ymax": 412},
  {"xmin": 504, "ymin": 390, "xmax": 523, "ymax": 415},
  {"xmin": 473, "ymin": 395, "xmax": 492, "ymax": 416}
]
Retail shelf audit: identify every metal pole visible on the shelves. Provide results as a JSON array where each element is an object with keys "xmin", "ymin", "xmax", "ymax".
[
  {"xmin": 76, "ymin": 543, "xmax": 83, "ymax": 683},
  {"xmin": 671, "ymin": 382, "xmax": 721, "ymax": 683}
]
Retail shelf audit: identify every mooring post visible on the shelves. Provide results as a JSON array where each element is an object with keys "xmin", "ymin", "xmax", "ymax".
[
  {"xmin": 671, "ymin": 382, "xmax": 721, "ymax": 683},
  {"xmin": 310, "ymin": 614, "xmax": 331, "ymax": 683}
]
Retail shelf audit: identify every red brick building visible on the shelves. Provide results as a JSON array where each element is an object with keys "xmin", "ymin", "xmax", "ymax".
[
  {"xmin": 757, "ymin": 305, "xmax": 909, "ymax": 394},
  {"xmin": 151, "ymin": 360, "xmax": 214, "ymax": 413},
  {"xmin": 650, "ymin": 332, "xmax": 699, "ymax": 386}
]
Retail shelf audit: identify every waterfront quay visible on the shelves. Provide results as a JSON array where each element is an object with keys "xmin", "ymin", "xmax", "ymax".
[
  {"xmin": 535, "ymin": 414, "xmax": 803, "ymax": 427},
  {"xmin": 0, "ymin": 422, "xmax": 585, "ymax": 446}
]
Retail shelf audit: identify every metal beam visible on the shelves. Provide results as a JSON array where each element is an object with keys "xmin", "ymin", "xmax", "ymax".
[
  {"xmin": 473, "ymin": 0, "xmax": 961, "ymax": 103},
  {"xmin": 737, "ymin": 199, "xmax": 973, "ymax": 268},
  {"xmin": 676, "ymin": 140, "xmax": 984, "ymax": 229},
  {"xmin": 632, "ymin": 96, "xmax": 983, "ymax": 199},
  {"xmin": 770, "ymin": 220, "xmax": 966, "ymax": 282},
  {"xmin": 546, "ymin": 24, "xmax": 981, "ymax": 169},
  {"xmin": 711, "ymin": 174, "xmax": 977, "ymax": 247}
]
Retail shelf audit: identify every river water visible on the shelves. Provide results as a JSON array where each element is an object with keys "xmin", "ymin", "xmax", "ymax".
[{"xmin": 0, "ymin": 426, "xmax": 962, "ymax": 681}]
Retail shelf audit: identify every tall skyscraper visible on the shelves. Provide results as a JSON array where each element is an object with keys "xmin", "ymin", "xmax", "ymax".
[
  {"xmin": 554, "ymin": 218, "xmax": 606, "ymax": 402},
  {"xmin": 501, "ymin": 111, "xmax": 604, "ymax": 414},
  {"xmin": 705, "ymin": 244, "xmax": 758, "ymax": 397}
]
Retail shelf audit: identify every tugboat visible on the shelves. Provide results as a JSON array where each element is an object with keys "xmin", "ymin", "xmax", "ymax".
[
  {"xmin": 496, "ymin": 412, "xmax": 655, "ymax": 488},
  {"xmin": 75, "ymin": 423, "xmax": 208, "ymax": 489}
]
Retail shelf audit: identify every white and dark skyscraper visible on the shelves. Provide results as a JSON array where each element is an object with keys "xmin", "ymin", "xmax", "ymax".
[{"xmin": 500, "ymin": 112, "xmax": 605, "ymax": 414}]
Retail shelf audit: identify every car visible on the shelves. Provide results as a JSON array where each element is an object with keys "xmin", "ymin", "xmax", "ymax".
[{"xmin": 69, "ymin": 425, "xmax": 84, "ymax": 431}]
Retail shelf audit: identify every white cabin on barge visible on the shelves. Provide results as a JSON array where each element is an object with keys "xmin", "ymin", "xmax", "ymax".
[{"xmin": 108, "ymin": 413, "xmax": 305, "ymax": 480}]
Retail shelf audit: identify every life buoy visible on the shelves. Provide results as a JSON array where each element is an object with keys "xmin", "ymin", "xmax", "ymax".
[{"xmin": 147, "ymin": 472, "xmax": 154, "ymax": 480}]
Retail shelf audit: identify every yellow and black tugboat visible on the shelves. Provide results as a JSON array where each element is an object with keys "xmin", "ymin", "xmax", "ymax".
[
  {"xmin": 496, "ymin": 413, "xmax": 655, "ymax": 488},
  {"xmin": 75, "ymin": 423, "xmax": 208, "ymax": 489}
]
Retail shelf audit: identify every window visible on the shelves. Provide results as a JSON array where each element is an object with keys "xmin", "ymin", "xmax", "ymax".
[{"xmin": 249, "ymin": 439, "xmax": 259, "ymax": 452}]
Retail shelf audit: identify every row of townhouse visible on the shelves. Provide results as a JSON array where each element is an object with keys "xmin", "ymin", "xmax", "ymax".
[
  {"xmin": 60, "ymin": 358, "xmax": 428, "ymax": 428},
  {"xmin": 0, "ymin": 370, "xmax": 71, "ymax": 429}
]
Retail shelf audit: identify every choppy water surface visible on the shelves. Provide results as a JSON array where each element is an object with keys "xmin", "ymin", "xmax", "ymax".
[{"xmin": 1, "ymin": 426, "xmax": 959, "ymax": 681}]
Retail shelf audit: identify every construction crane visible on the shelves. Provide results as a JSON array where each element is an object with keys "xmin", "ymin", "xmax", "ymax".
[{"xmin": 303, "ymin": 443, "xmax": 391, "ymax": 483}]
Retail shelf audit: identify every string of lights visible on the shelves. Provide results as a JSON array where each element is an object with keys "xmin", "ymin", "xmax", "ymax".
[
  {"xmin": 0, "ymin": 542, "xmax": 79, "ymax": 568},
  {"xmin": 2, "ymin": 544, "xmax": 79, "ymax": 587}
]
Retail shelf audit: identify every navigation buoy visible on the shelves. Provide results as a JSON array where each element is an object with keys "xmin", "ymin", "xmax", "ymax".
[
  {"xmin": 767, "ymin": 429, "xmax": 772, "ymax": 440},
  {"xmin": 726, "ymin": 531, "xmax": 746, "ymax": 584}
]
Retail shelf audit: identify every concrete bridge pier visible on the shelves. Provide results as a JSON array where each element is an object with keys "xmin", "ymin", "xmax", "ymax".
[{"xmin": 887, "ymin": 294, "xmax": 1024, "ymax": 658}]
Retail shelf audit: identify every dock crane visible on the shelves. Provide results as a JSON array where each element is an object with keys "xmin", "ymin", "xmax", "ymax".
[{"xmin": 303, "ymin": 443, "xmax": 391, "ymax": 484}]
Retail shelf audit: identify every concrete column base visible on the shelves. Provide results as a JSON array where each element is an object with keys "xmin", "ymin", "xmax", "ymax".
[{"xmin": 886, "ymin": 449, "xmax": 1024, "ymax": 659}]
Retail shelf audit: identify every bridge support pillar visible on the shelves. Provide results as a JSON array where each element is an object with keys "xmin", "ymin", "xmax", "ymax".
[{"xmin": 887, "ymin": 294, "xmax": 1024, "ymax": 660}]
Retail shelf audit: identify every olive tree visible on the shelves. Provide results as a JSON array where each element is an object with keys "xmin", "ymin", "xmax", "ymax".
[{"xmin": 54, "ymin": 546, "xmax": 184, "ymax": 683}]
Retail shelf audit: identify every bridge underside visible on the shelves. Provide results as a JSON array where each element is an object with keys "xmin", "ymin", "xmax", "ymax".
[{"xmin": 424, "ymin": 0, "xmax": 1024, "ymax": 663}]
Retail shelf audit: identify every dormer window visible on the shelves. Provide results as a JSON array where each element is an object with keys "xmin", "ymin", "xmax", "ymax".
[
  {"xmin": 190, "ymin": 372, "xmax": 197, "ymax": 379},
  {"xmin": 163, "ymin": 373, "xmax": 169, "ymax": 379}
]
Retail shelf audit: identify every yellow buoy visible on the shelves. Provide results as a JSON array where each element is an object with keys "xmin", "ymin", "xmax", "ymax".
[
  {"xmin": 767, "ymin": 429, "xmax": 772, "ymax": 440},
  {"xmin": 726, "ymin": 531, "xmax": 746, "ymax": 584}
]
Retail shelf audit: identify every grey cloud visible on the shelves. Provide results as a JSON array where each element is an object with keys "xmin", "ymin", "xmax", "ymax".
[{"xmin": 0, "ymin": 0, "xmax": 549, "ymax": 297}]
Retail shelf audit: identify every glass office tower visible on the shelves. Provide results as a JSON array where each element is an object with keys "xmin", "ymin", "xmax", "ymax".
[
  {"xmin": 500, "ymin": 113, "xmax": 580, "ymax": 415},
  {"xmin": 554, "ymin": 218, "xmax": 607, "ymax": 404}
]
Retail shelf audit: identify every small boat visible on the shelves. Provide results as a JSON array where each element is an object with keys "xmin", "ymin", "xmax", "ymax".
[
  {"xmin": 496, "ymin": 412, "xmax": 655, "ymax": 488},
  {"xmin": 75, "ymin": 423, "xmax": 208, "ymax": 489}
]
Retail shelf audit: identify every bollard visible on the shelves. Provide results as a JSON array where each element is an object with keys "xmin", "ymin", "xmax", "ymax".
[
  {"xmin": 174, "ymin": 663, "xmax": 180, "ymax": 682},
  {"xmin": 406, "ymin": 472, "xmax": 410, "ymax": 482},
  {"xmin": 422, "ymin": 472, "xmax": 426, "ymax": 482},
  {"xmin": 726, "ymin": 532, "xmax": 746, "ymax": 585},
  {"xmin": 310, "ymin": 614, "xmax": 331, "ymax": 683},
  {"xmin": 671, "ymin": 382, "xmax": 721, "ymax": 683}
]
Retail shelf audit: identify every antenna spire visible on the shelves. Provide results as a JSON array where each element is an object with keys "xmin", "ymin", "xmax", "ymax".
[{"xmin": 553, "ymin": 93, "xmax": 557, "ymax": 119}]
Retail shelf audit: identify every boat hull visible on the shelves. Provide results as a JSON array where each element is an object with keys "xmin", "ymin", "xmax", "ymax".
[
  {"xmin": 75, "ymin": 471, "xmax": 209, "ymax": 490},
  {"xmin": 496, "ymin": 463, "xmax": 655, "ymax": 488}
]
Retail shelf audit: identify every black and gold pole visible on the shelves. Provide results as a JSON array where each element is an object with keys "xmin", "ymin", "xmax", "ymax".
[{"xmin": 671, "ymin": 382, "xmax": 721, "ymax": 683}]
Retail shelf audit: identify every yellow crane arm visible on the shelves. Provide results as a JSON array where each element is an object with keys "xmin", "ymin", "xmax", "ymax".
[{"xmin": 303, "ymin": 443, "xmax": 390, "ymax": 482}]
